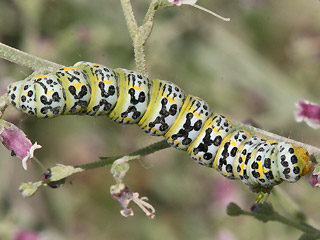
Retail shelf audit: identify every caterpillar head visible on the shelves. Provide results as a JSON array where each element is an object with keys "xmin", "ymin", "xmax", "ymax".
[
  {"xmin": 277, "ymin": 143, "xmax": 311, "ymax": 183},
  {"xmin": 293, "ymin": 145, "xmax": 312, "ymax": 177}
]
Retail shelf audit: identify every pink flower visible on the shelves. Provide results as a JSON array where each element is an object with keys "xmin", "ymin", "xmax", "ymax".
[
  {"xmin": 295, "ymin": 100, "xmax": 320, "ymax": 129},
  {"xmin": 167, "ymin": 0, "xmax": 230, "ymax": 21},
  {"xmin": 168, "ymin": 0, "xmax": 197, "ymax": 6},
  {"xmin": 13, "ymin": 230, "xmax": 39, "ymax": 240},
  {"xmin": 309, "ymin": 163, "xmax": 320, "ymax": 187},
  {"xmin": 215, "ymin": 229, "xmax": 238, "ymax": 240},
  {"xmin": 0, "ymin": 120, "xmax": 41, "ymax": 170}
]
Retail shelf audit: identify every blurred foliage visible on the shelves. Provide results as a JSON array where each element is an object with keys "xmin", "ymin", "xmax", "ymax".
[{"xmin": 0, "ymin": 0, "xmax": 320, "ymax": 239}]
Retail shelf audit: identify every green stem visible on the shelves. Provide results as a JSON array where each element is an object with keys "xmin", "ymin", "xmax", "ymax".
[
  {"xmin": 141, "ymin": 0, "xmax": 159, "ymax": 34},
  {"xmin": 234, "ymin": 204, "xmax": 320, "ymax": 235},
  {"xmin": 0, "ymin": 42, "xmax": 63, "ymax": 72},
  {"xmin": 120, "ymin": 0, "xmax": 159, "ymax": 77},
  {"xmin": 119, "ymin": 0, "xmax": 138, "ymax": 41},
  {"xmin": 275, "ymin": 214, "xmax": 319, "ymax": 235},
  {"xmin": 133, "ymin": 44, "xmax": 148, "ymax": 77},
  {"xmin": 77, "ymin": 140, "xmax": 170, "ymax": 170},
  {"xmin": 0, "ymin": 93, "xmax": 8, "ymax": 117},
  {"xmin": 272, "ymin": 188, "xmax": 306, "ymax": 221}
]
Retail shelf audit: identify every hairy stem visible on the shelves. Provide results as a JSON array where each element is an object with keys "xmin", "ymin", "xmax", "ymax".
[
  {"xmin": 119, "ymin": 0, "xmax": 138, "ymax": 41},
  {"xmin": 228, "ymin": 203, "xmax": 320, "ymax": 236},
  {"xmin": 120, "ymin": 0, "xmax": 159, "ymax": 77},
  {"xmin": 0, "ymin": 42, "xmax": 63, "ymax": 72}
]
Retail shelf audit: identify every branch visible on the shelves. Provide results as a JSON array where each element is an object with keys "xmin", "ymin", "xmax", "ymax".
[
  {"xmin": 0, "ymin": 42, "xmax": 63, "ymax": 72},
  {"xmin": 120, "ymin": 0, "xmax": 160, "ymax": 77},
  {"xmin": 119, "ymin": 0, "xmax": 138, "ymax": 41},
  {"xmin": 19, "ymin": 140, "xmax": 170, "ymax": 197},
  {"xmin": 227, "ymin": 202, "xmax": 320, "ymax": 239},
  {"xmin": 78, "ymin": 140, "xmax": 170, "ymax": 170}
]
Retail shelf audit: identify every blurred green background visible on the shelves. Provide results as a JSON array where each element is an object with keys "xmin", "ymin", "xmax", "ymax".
[{"xmin": 0, "ymin": 0, "xmax": 319, "ymax": 239}]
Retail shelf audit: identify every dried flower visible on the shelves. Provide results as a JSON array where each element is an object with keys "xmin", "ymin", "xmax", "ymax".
[
  {"xmin": 110, "ymin": 183, "xmax": 155, "ymax": 218},
  {"xmin": 168, "ymin": 0, "xmax": 197, "ymax": 6},
  {"xmin": 309, "ymin": 163, "xmax": 320, "ymax": 187},
  {"xmin": 295, "ymin": 100, "xmax": 320, "ymax": 129},
  {"xmin": 19, "ymin": 181, "xmax": 42, "ymax": 197},
  {"xmin": 168, "ymin": 0, "xmax": 230, "ymax": 21},
  {"xmin": 0, "ymin": 120, "xmax": 41, "ymax": 170}
]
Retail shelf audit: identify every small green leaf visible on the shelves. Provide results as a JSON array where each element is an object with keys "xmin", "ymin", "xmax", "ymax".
[{"xmin": 226, "ymin": 202, "xmax": 243, "ymax": 216}]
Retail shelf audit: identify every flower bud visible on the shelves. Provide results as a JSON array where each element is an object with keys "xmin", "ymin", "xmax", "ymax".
[
  {"xmin": 19, "ymin": 182, "xmax": 42, "ymax": 197},
  {"xmin": 309, "ymin": 163, "xmax": 320, "ymax": 187},
  {"xmin": 226, "ymin": 202, "xmax": 243, "ymax": 216},
  {"xmin": 44, "ymin": 164, "xmax": 84, "ymax": 182}
]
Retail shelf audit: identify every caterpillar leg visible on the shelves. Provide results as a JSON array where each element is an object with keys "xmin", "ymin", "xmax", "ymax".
[{"xmin": 255, "ymin": 191, "xmax": 270, "ymax": 204}]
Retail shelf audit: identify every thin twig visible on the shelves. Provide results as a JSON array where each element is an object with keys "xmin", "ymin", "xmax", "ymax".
[
  {"xmin": 119, "ymin": 0, "xmax": 160, "ymax": 76},
  {"xmin": 0, "ymin": 42, "xmax": 63, "ymax": 72},
  {"xmin": 76, "ymin": 140, "xmax": 170, "ymax": 171},
  {"xmin": 119, "ymin": 0, "xmax": 138, "ymax": 41},
  {"xmin": 228, "ymin": 203, "xmax": 320, "ymax": 237}
]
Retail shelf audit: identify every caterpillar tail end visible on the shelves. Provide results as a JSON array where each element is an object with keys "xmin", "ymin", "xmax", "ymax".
[{"xmin": 294, "ymin": 145, "xmax": 312, "ymax": 177}]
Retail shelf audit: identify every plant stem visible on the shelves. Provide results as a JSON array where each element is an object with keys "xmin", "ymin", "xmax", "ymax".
[
  {"xmin": 238, "ymin": 205, "xmax": 320, "ymax": 235},
  {"xmin": 119, "ymin": 0, "xmax": 138, "ymax": 41},
  {"xmin": 272, "ymin": 188, "xmax": 306, "ymax": 221},
  {"xmin": 0, "ymin": 42, "xmax": 62, "ymax": 72},
  {"xmin": 120, "ymin": 0, "xmax": 159, "ymax": 77},
  {"xmin": 76, "ymin": 140, "xmax": 170, "ymax": 170}
]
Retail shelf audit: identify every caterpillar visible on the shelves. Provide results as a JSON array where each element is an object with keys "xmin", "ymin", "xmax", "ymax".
[{"xmin": 7, "ymin": 61, "xmax": 312, "ymax": 188}]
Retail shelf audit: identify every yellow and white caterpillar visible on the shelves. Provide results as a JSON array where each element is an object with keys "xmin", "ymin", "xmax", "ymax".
[{"xmin": 7, "ymin": 61, "xmax": 312, "ymax": 188}]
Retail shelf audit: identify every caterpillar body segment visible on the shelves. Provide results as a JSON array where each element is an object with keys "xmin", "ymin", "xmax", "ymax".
[
  {"xmin": 7, "ymin": 61, "xmax": 312, "ymax": 188},
  {"xmin": 164, "ymin": 95, "xmax": 212, "ymax": 150},
  {"xmin": 74, "ymin": 62, "xmax": 119, "ymax": 116},
  {"xmin": 213, "ymin": 130, "xmax": 250, "ymax": 180},
  {"xmin": 138, "ymin": 79, "xmax": 186, "ymax": 136},
  {"xmin": 187, "ymin": 114, "xmax": 234, "ymax": 167}
]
